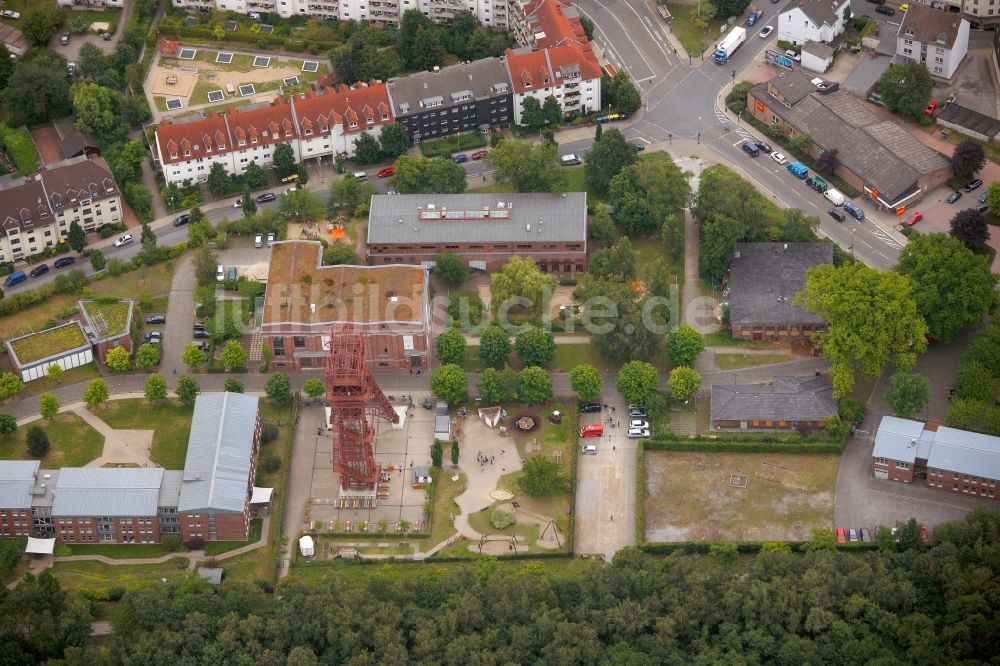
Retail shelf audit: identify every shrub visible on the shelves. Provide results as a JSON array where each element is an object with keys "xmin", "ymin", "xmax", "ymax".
[
  {"xmin": 162, "ymin": 535, "xmax": 182, "ymax": 552},
  {"xmin": 185, "ymin": 537, "xmax": 204, "ymax": 551},
  {"xmin": 106, "ymin": 586, "xmax": 126, "ymax": 601},
  {"xmin": 490, "ymin": 509, "xmax": 516, "ymax": 529},
  {"xmin": 262, "ymin": 452, "xmax": 280, "ymax": 473},
  {"xmin": 261, "ymin": 424, "xmax": 279, "ymax": 444}
]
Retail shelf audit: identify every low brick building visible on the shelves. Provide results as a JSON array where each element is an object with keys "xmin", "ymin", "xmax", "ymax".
[
  {"xmin": 746, "ymin": 70, "xmax": 952, "ymax": 208},
  {"xmin": 710, "ymin": 376, "xmax": 837, "ymax": 432},
  {"xmin": 872, "ymin": 416, "xmax": 999, "ymax": 500},
  {"xmin": 0, "ymin": 392, "xmax": 264, "ymax": 544},
  {"xmin": 728, "ymin": 242, "xmax": 831, "ymax": 342},
  {"xmin": 367, "ymin": 192, "xmax": 588, "ymax": 274},
  {"xmin": 262, "ymin": 241, "xmax": 430, "ymax": 372}
]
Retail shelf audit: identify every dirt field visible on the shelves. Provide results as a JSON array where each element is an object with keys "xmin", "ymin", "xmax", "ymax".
[{"xmin": 644, "ymin": 451, "xmax": 839, "ymax": 542}]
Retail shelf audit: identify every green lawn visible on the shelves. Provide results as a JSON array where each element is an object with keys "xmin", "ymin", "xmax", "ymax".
[
  {"xmin": 204, "ymin": 518, "xmax": 263, "ymax": 555},
  {"xmin": 664, "ymin": 2, "xmax": 726, "ymax": 58},
  {"xmin": 0, "ymin": 413, "xmax": 104, "ymax": 468},
  {"xmin": 704, "ymin": 329, "xmax": 782, "ymax": 350},
  {"xmin": 95, "ymin": 399, "xmax": 193, "ymax": 470},
  {"xmin": 23, "ymin": 363, "xmax": 101, "ymax": 396},
  {"xmin": 714, "ymin": 353, "xmax": 795, "ymax": 370},
  {"xmin": 47, "ymin": 557, "xmax": 191, "ymax": 593},
  {"xmin": 419, "ymin": 133, "xmax": 486, "ymax": 157},
  {"xmin": 57, "ymin": 542, "xmax": 171, "ymax": 559}
]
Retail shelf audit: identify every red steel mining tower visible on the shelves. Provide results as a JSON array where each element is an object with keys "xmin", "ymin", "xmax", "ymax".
[{"xmin": 325, "ymin": 325, "xmax": 399, "ymax": 490}]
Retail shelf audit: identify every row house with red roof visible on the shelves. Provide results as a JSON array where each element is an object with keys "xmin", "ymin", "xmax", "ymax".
[
  {"xmin": 155, "ymin": 84, "xmax": 394, "ymax": 187},
  {"xmin": 505, "ymin": 44, "xmax": 603, "ymax": 123}
]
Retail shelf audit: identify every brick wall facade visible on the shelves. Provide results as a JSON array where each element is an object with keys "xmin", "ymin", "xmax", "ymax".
[
  {"xmin": 52, "ymin": 515, "xmax": 161, "ymax": 544},
  {"xmin": 0, "ymin": 509, "xmax": 33, "ymax": 538},
  {"xmin": 730, "ymin": 322, "xmax": 825, "ymax": 342},
  {"xmin": 263, "ymin": 324, "xmax": 429, "ymax": 372}
]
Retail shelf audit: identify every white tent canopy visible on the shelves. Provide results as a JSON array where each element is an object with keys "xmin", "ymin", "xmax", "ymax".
[
  {"xmin": 250, "ymin": 486, "xmax": 273, "ymax": 504},
  {"xmin": 25, "ymin": 537, "xmax": 55, "ymax": 555},
  {"xmin": 299, "ymin": 535, "xmax": 315, "ymax": 557}
]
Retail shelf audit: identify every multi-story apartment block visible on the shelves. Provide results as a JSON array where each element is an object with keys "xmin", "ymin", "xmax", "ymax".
[
  {"xmin": 155, "ymin": 83, "xmax": 393, "ymax": 186},
  {"xmin": 385, "ymin": 58, "xmax": 514, "ymax": 142},
  {"xmin": 896, "ymin": 4, "xmax": 970, "ymax": 80},
  {"xmin": 505, "ymin": 44, "xmax": 602, "ymax": 123},
  {"xmin": 170, "ymin": 0, "xmax": 510, "ymax": 28},
  {"xmin": 0, "ymin": 156, "xmax": 122, "ymax": 264},
  {"xmin": 0, "ymin": 392, "xmax": 265, "ymax": 544}
]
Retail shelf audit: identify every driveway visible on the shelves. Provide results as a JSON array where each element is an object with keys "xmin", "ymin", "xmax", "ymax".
[
  {"xmin": 279, "ymin": 403, "xmax": 322, "ymax": 577},
  {"xmin": 574, "ymin": 397, "xmax": 637, "ymax": 561},
  {"xmin": 161, "ymin": 253, "xmax": 198, "ymax": 380},
  {"xmin": 48, "ymin": 2, "xmax": 132, "ymax": 63}
]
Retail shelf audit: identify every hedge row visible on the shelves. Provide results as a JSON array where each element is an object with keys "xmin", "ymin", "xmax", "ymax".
[
  {"xmin": 419, "ymin": 134, "xmax": 487, "ymax": 159},
  {"xmin": 158, "ymin": 22, "xmax": 335, "ymax": 54},
  {"xmin": 640, "ymin": 541, "xmax": 881, "ymax": 554},
  {"xmin": 645, "ymin": 439, "xmax": 845, "ymax": 454}
]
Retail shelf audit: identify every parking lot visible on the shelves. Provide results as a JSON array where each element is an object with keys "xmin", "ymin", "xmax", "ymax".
[{"xmin": 574, "ymin": 398, "xmax": 637, "ymax": 560}]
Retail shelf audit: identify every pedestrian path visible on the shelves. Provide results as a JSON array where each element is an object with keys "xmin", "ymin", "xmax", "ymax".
[{"xmin": 68, "ymin": 406, "xmax": 154, "ymax": 468}]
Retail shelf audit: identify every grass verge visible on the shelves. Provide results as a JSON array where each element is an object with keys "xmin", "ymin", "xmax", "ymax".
[
  {"xmin": 0, "ymin": 412, "xmax": 104, "ymax": 467},
  {"xmin": 713, "ymin": 353, "xmax": 795, "ymax": 370},
  {"xmin": 95, "ymin": 399, "xmax": 193, "ymax": 469}
]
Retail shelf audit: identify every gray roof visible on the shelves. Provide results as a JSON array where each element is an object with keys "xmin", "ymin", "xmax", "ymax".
[
  {"xmin": 197, "ymin": 567, "xmax": 224, "ymax": 585},
  {"xmin": 768, "ymin": 70, "xmax": 816, "ymax": 106},
  {"xmin": 435, "ymin": 414, "xmax": 451, "ymax": 435},
  {"xmin": 0, "ymin": 461, "xmax": 40, "ymax": 509},
  {"xmin": 177, "ymin": 392, "xmax": 260, "ymax": 514},
  {"xmin": 386, "ymin": 58, "xmax": 511, "ymax": 116},
  {"xmin": 728, "ymin": 242, "xmax": 832, "ymax": 326},
  {"xmin": 873, "ymin": 416, "xmax": 1000, "ymax": 480},
  {"xmin": 711, "ymin": 376, "xmax": 837, "ymax": 422},
  {"xmin": 936, "ymin": 103, "xmax": 1000, "ymax": 140},
  {"xmin": 158, "ymin": 470, "xmax": 184, "ymax": 509},
  {"xmin": 802, "ymin": 41, "xmax": 835, "ymax": 58},
  {"xmin": 751, "ymin": 80, "xmax": 950, "ymax": 204},
  {"xmin": 785, "ymin": 0, "xmax": 846, "ymax": 28},
  {"xmin": 897, "ymin": 4, "xmax": 965, "ymax": 50},
  {"xmin": 368, "ymin": 192, "xmax": 587, "ymax": 245},
  {"xmin": 927, "ymin": 427, "xmax": 1000, "ymax": 480},
  {"xmin": 52, "ymin": 468, "xmax": 164, "ymax": 517}
]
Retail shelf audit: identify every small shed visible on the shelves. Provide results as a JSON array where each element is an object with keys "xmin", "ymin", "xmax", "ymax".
[
  {"xmin": 413, "ymin": 466, "xmax": 433, "ymax": 485},
  {"xmin": 299, "ymin": 535, "xmax": 315, "ymax": 557},
  {"xmin": 197, "ymin": 567, "xmax": 223, "ymax": 585},
  {"xmin": 478, "ymin": 406, "xmax": 503, "ymax": 428},
  {"xmin": 434, "ymin": 414, "xmax": 452, "ymax": 440},
  {"xmin": 801, "ymin": 41, "xmax": 834, "ymax": 74}
]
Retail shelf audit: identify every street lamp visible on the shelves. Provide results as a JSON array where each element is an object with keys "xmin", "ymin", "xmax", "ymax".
[
  {"xmin": 697, "ymin": 131, "xmax": 700, "ymax": 144},
  {"xmin": 737, "ymin": 110, "xmax": 743, "ymax": 125},
  {"xmin": 668, "ymin": 132, "xmax": 672, "ymax": 145}
]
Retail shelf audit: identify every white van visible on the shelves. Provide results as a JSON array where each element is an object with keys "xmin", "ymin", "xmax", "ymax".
[
  {"xmin": 561, "ymin": 154, "xmax": 581, "ymax": 166},
  {"xmin": 216, "ymin": 265, "xmax": 225, "ymax": 282},
  {"xmin": 581, "ymin": 444, "xmax": 598, "ymax": 455},
  {"xmin": 254, "ymin": 234, "xmax": 264, "ymax": 248},
  {"xmin": 352, "ymin": 170, "xmax": 368, "ymax": 181},
  {"xmin": 823, "ymin": 188, "xmax": 845, "ymax": 206}
]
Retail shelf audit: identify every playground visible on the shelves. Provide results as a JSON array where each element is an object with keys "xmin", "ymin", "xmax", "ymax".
[{"xmin": 150, "ymin": 46, "xmax": 330, "ymax": 112}]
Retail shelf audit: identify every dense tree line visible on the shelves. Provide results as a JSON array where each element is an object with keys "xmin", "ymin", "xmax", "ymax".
[{"xmin": 3, "ymin": 509, "xmax": 997, "ymax": 664}]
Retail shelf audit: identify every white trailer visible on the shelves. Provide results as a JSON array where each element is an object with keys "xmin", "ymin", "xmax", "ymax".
[{"xmin": 714, "ymin": 27, "xmax": 747, "ymax": 64}]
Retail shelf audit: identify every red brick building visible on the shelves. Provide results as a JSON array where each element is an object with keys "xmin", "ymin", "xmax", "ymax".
[
  {"xmin": 872, "ymin": 416, "xmax": 999, "ymax": 501},
  {"xmin": 262, "ymin": 241, "xmax": 430, "ymax": 372},
  {"xmin": 366, "ymin": 192, "xmax": 588, "ymax": 274},
  {"xmin": 0, "ymin": 392, "xmax": 263, "ymax": 544}
]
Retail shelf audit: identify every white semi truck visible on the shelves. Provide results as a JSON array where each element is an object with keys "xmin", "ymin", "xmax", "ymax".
[{"xmin": 714, "ymin": 26, "xmax": 746, "ymax": 65}]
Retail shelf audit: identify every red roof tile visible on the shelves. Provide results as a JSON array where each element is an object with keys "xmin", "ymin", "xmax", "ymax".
[
  {"xmin": 156, "ymin": 112, "xmax": 229, "ymax": 166},
  {"xmin": 292, "ymin": 82, "xmax": 393, "ymax": 137},
  {"xmin": 505, "ymin": 49, "xmax": 553, "ymax": 95},
  {"xmin": 226, "ymin": 97, "xmax": 295, "ymax": 149}
]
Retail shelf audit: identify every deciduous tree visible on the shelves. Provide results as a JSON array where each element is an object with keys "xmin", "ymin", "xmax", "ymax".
[
  {"xmin": 39, "ymin": 392, "xmax": 60, "ymax": 419},
  {"xmin": 273, "ymin": 142, "xmax": 296, "ymax": 177},
  {"xmin": 570, "ymin": 364, "xmax": 602, "ymax": 402},
  {"xmin": 329, "ymin": 175, "xmax": 378, "ymax": 216},
  {"xmin": 517, "ymin": 366, "xmax": 553, "ymax": 405},
  {"xmin": 589, "ymin": 236, "xmax": 635, "ymax": 280},
  {"xmin": 47, "ymin": 364, "xmax": 64, "ymax": 383},
  {"xmin": 265, "ymin": 373, "xmax": 293, "ymax": 404},
  {"xmin": 352, "ymin": 131, "xmax": 382, "ymax": 166},
  {"xmin": 67, "ymin": 221, "xmax": 86, "ymax": 253},
  {"xmin": 515, "ymin": 326, "xmax": 556, "ymax": 367},
  {"xmin": 796, "ymin": 263, "xmax": 927, "ymax": 397},
  {"xmin": 26, "ymin": 426, "xmax": 50, "ymax": 457},
  {"xmin": 542, "ymin": 95, "xmax": 562, "ymax": 125},
  {"xmin": 666, "ymin": 324, "xmax": 705, "ymax": 366},
  {"xmin": 181, "ymin": 343, "xmax": 206, "ymax": 370},
  {"xmin": 616, "ymin": 361, "xmax": 659, "ymax": 406},
  {"xmin": 279, "ymin": 187, "xmax": 325, "ymax": 222},
  {"xmin": 478, "ymin": 325, "xmax": 511, "ymax": 368},
  {"xmin": 303, "ymin": 378, "xmax": 325, "ymax": 398},
  {"xmin": 0, "ymin": 412, "xmax": 15, "ymax": 437},
  {"xmin": 379, "ymin": 122, "xmax": 411, "ymax": 158},
  {"xmin": 323, "ymin": 242, "xmax": 360, "ymax": 265},
  {"xmin": 221, "ymin": 340, "xmax": 247, "ymax": 371},
  {"xmin": 72, "ymin": 83, "xmax": 122, "ymax": 140},
  {"xmin": 610, "ymin": 152, "xmax": 691, "ymax": 237},
  {"xmin": 519, "ymin": 456, "xmax": 566, "ymax": 496},
  {"xmin": 949, "ymin": 208, "xmax": 990, "ymax": 252},
  {"xmin": 884, "ymin": 372, "xmax": 930, "ymax": 418},
  {"xmin": 22, "ymin": 5, "xmax": 64, "ymax": 44},
  {"xmin": 874, "ymin": 62, "xmax": 932, "ymax": 119},
  {"xmin": 176, "ymin": 374, "xmax": 200, "ymax": 406},
  {"xmin": 667, "ymin": 366, "xmax": 701, "ymax": 402},
  {"xmin": 951, "ymin": 139, "xmax": 987, "ymax": 179},
  {"xmin": 0, "ymin": 373, "xmax": 24, "ymax": 400},
  {"xmin": 434, "ymin": 252, "xmax": 468, "ymax": 287},
  {"xmin": 207, "ymin": 162, "xmax": 236, "ymax": 197},
  {"xmin": 242, "ymin": 161, "xmax": 268, "ymax": 190},
  {"xmin": 484, "ymin": 140, "xmax": 565, "ymax": 193},
  {"xmin": 102, "ymin": 346, "xmax": 129, "ymax": 372},
  {"xmin": 83, "ymin": 379, "xmax": 109, "ymax": 409},
  {"xmin": 897, "ymin": 233, "xmax": 997, "ymax": 342},
  {"xmin": 436, "ymin": 327, "xmax": 467, "ymax": 366},
  {"xmin": 430, "ymin": 363, "xmax": 468, "ymax": 404},
  {"xmin": 490, "ymin": 256, "xmax": 557, "ymax": 317},
  {"xmin": 586, "ymin": 128, "xmax": 638, "ymax": 194},
  {"xmin": 520, "ymin": 96, "xmax": 545, "ymax": 131},
  {"xmin": 144, "ymin": 374, "xmax": 167, "ymax": 402},
  {"xmin": 476, "ymin": 367, "xmax": 506, "ymax": 404},
  {"xmin": 390, "ymin": 155, "xmax": 467, "ymax": 194},
  {"xmin": 224, "ymin": 378, "xmax": 244, "ymax": 393}
]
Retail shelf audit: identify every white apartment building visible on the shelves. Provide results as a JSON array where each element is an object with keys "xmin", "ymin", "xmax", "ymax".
[
  {"xmin": 505, "ymin": 44, "xmax": 602, "ymax": 123},
  {"xmin": 155, "ymin": 84, "xmax": 393, "ymax": 186},
  {"xmin": 170, "ymin": 0, "xmax": 511, "ymax": 28},
  {"xmin": 778, "ymin": 0, "xmax": 851, "ymax": 46},
  {"xmin": 896, "ymin": 4, "xmax": 970, "ymax": 79},
  {"xmin": 0, "ymin": 156, "xmax": 122, "ymax": 264}
]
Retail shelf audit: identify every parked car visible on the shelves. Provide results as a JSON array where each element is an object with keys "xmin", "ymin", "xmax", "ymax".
[
  {"xmin": 629, "ymin": 419, "xmax": 649, "ymax": 429},
  {"xmin": 923, "ymin": 100, "xmax": 938, "ymax": 117},
  {"xmin": 216, "ymin": 264, "xmax": 224, "ymax": 282},
  {"xmin": 193, "ymin": 330, "xmax": 210, "ymax": 339},
  {"xmin": 560, "ymin": 154, "xmax": 582, "ymax": 166},
  {"xmin": 29, "ymin": 264, "xmax": 49, "ymax": 278},
  {"xmin": 233, "ymin": 199, "xmax": 244, "ymax": 209},
  {"xmin": 964, "ymin": 178, "xmax": 983, "ymax": 192},
  {"xmin": 60, "ymin": 32, "xmax": 70, "ymax": 45},
  {"xmin": 54, "ymin": 256, "xmax": 76, "ymax": 269},
  {"xmin": 255, "ymin": 192, "xmax": 276, "ymax": 203},
  {"xmin": 377, "ymin": 166, "xmax": 395, "ymax": 178},
  {"xmin": 143, "ymin": 331, "xmax": 162, "ymax": 343},
  {"xmin": 173, "ymin": 213, "xmax": 191, "ymax": 226},
  {"xmin": 579, "ymin": 424, "xmax": 604, "ymax": 438},
  {"xmin": 581, "ymin": 445, "xmax": 598, "ymax": 455},
  {"xmin": 351, "ymin": 170, "xmax": 368, "ymax": 181},
  {"xmin": 266, "ymin": 232, "xmax": 276, "ymax": 246},
  {"xmin": 5, "ymin": 272, "xmax": 26, "ymax": 288},
  {"xmin": 946, "ymin": 190, "xmax": 962, "ymax": 204},
  {"xmin": 900, "ymin": 2, "xmax": 909, "ymax": 11},
  {"xmin": 102, "ymin": 32, "xmax": 112, "ymax": 41},
  {"xmin": 848, "ymin": 528, "xmax": 859, "ymax": 542},
  {"xmin": 283, "ymin": 186, "xmax": 298, "ymax": 195},
  {"xmin": 454, "ymin": 154, "xmax": 469, "ymax": 164},
  {"xmin": 634, "ymin": 142, "xmax": 646, "ymax": 151},
  {"xmin": 627, "ymin": 427, "xmax": 650, "ymax": 439},
  {"xmin": 628, "ymin": 406, "xmax": 648, "ymax": 418},
  {"xmin": 904, "ymin": 211, "xmax": 923, "ymax": 226},
  {"xmin": 746, "ymin": 10, "xmax": 762, "ymax": 26},
  {"xmin": 875, "ymin": 5, "xmax": 895, "ymax": 14},
  {"xmin": 580, "ymin": 402, "xmax": 601, "ymax": 413},
  {"xmin": 0, "ymin": 10, "xmax": 21, "ymax": 18},
  {"xmin": 977, "ymin": 203, "xmax": 989, "ymax": 213},
  {"xmin": 471, "ymin": 150, "xmax": 489, "ymax": 160},
  {"xmin": 784, "ymin": 49, "xmax": 800, "ymax": 62},
  {"xmin": 756, "ymin": 141, "xmax": 773, "ymax": 154},
  {"xmin": 844, "ymin": 203, "xmax": 865, "ymax": 220},
  {"xmin": 836, "ymin": 528, "xmax": 846, "ymax": 543},
  {"xmin": 254, "ymin": 233, "xmax": 264, "ymax": 248},
  {"xmin": 114, "ymin": 234, "xmax": 134, "ymax": 247},
  {"xmin": 742, "ymin": 141, "xmax": 760, "ymax": 157},
  {"xmin": 193, "ymin": 320, "xmax": 206, "ymax": 331},
  {"xmin": 758, "ymin": 25, "xmax": 773, "ymax": 39},
  {"xmin": 146, "ymin": 315, "xmax": 166, "ymax": 325},
  {"xmin": 770, "ymin": 151, "xmax": 788, "ymax": 165},
  {"xmin": 227, "ymin": 266, "xmax": 237, "ymax": 281},
  {"xmin": 860, "ymin": 527, "xmax": 872, "ymax": 542},
  {"xmin": 828, "ymin": 208, "xmax": 845, "ymax": 222}
]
